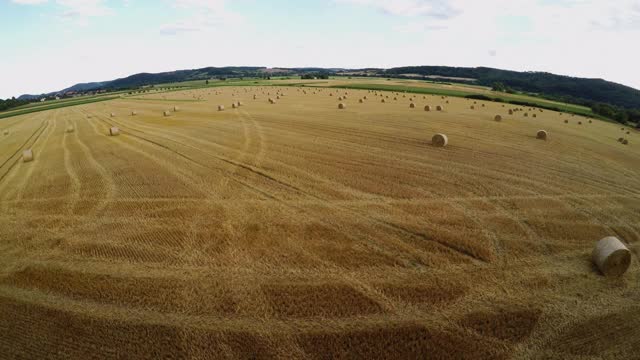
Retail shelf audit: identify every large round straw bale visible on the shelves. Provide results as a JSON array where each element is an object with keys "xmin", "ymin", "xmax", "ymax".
[
  {"xmin": 394, "ymin": 97, "xmax": 397, "ymax": 101},
  {"xmin": 338, "ymin": 96, "xmax": 343, "ymax": 101},
  {"xmin": 364, "ymin": 96, "xmax": 367, "ymax": 100},
  {"xmin": 237, "ymin": 101, "xmax": 242, "ymax": 107},
  {"xmin": 494, "ymin": 115, "xmax": 502, "ymax": 122},
  {"xmin": 509, "ymin": 109, "xmax": 513, "ymax": 115},
  {"xmin": 173, "ymin": 106, "xmax": 180, "ymax": 112},
  {"xmin": 381, "ymin": 99, "xmax": 386, "ymax": 103},
  {"xmin": 432, "ymin": 133, "xmax": 448, "ymax": 147},
  {"xmin": 622, "ymin": 139, "xmax": 629, "ymax": 145},
  {"xmin": 618, "ymin": 137, "xmax": 624, "ymax": 142},
  {"xmin": 524, "ymin": 113, "xmax": 529, "ymax": 117},
  {"xmin": 343, "ymin": 95, "xmax": 348, "ymax": 99},
  {"xmin": 592, "ymin": 236, "xmax": 631, "ymax": 277},
  {"xmin": 65, "ymin": 126, "xmax": 74, "ymax": 133},
  {"xmin": 424, "ymin": 105, "xmax": 432, "ymax": 111},
  {"xmin": 626, "ymin": 131, "xmax": 630, "ymax": 135},
  {"xmin": 22, "ymin": 149, "xmax": 34, "ymax": 163},
  {"xmin": 481, "ymin": 104, "xmax": 485, "ymax": 107},
  {"xmin": 589, "ymin": 120, "xmax": 593, "ymax": 123},
  {"xmin": 109, "ymin": 127, "xmax": 120, "ymax": 136},
  {"xmin": 232, "ymin": 103, "xmax": 237, "ymax": 109},
  {"xmin": 410, "ymin": 103, "xmax": 415, "ymax": 108},
  {"xmin": 536, "ymin": 130, "xmax": 548, "ymax": 140},
  {"xmin": 338, "ymin": 103, "xmax": 346, "ymax": 109},
  {"xmin": 359, "ymin": 99, "xmax": 364, "ymax": 103},
  {"xmin": 110, "ymin": 113, "xmax": 116, "ymax": 117},
  {"xmin": 218, "ymin": 105, "xmax": 225, "ymax": 111},
  {"xmin": 164, "ymin": 111, "xmax": 171, "ymax": 116},
  {"xmin": 3, "ymin": 130, "xmax": 8, "ymax": 136},
  {"xmin": 564, "ymin": 119, "xmax": 569, "ymax": 123},
  {"xmin": 436, "ymin": 105, "xmax": 443, "ymax": 111},
  {"xmin": 131, "ymin": 111, "xmax": 137, "ymax": 116},
  {"xmin": 578, "ymin": 121, "xmax": 583, "ymax": 125},
  {"xmin": 533, "ymin": 114, "xmax": 537, "ymax": 118},
  {"xmin": 470, "ymin": 105, "xmax": 475, "ymax": 110}
]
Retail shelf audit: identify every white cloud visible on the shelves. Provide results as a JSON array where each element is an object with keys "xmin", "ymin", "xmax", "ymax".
[
  {"xmin": 11, "ymin": 0, "xmax": 48, "ymax": 4},
  {"xmin": 160, "ymin": 0, "xmax": 244, "ymax": 35},
  {"xmin": 335, "ymin": 0, "xmax": 460, "ymax": 18}
]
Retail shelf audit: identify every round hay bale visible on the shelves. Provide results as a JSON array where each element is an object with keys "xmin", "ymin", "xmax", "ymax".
[
  {"xmin": 237, "ymin": 101, "xmax": 242, "ymax": 107},
  {"xmin": 109, "ymin": 127, "xmax": 120, "ymax": 136},
  {"xmin": 432, "ymin": 133, "xmax": 448, "ymax": 147},
  {"xmin": 564, "ymin": 119, "xmax": 569, "ymax": 123},
  {"xmin": 524, "ymin": 113, "xmax": 529, "ymax": 117},
  {"xmin": 338, "ymin": 103, "xmax": 346, "ymax": 109},
  {"xmin": 3, "ymin": 130, "xmax": 8, "ymax": 136},
  {"xmin": 338, "ymin": 97, "xmax": 343, "ymax": 101},
  {"xmin": 110, "ymin": 113, "xmax": 116, "ymax": 117},
  {"xmin": 436, "ymin": 105, "xmax": 443, "ymax": 111},
  {"xmin": 359, "ymin": 99, "xmax": 364, "ymax": 103},
  {"xmin": 482, "ymin": 104, "xmax": 485, "ymax": 107},
  {"xmin": 330, "ymin": 93, "xmax": 333, "ymax": 97},
  {"xmin": 232, "ymin": 103, "xmax": 237, "ymax": 109},
  {"xmin": 470, "ymin": 105, "xmax": 475, "ymax": 110},
  {"xmin": 22, "ymin": 149, "xmax": 34, "ymax": 163},
  {"xmin": 173, "ymin": 106, "xmax": 179, "ymax": 112},
  {"xmin": 381, "ymin": 99, "xmax": 386, "ymax": 103},
  {"xmin": 533, "ymin": 114, "xmax": 537, "ymax": 118},
  {"xmin": 424, "ymin": 105, "xmax": 432, "ymax": 112},
  {"xmin": 589, "ymin": 120, "xmax": 593, "ymax": 123},
  {"xmin": 626, "ymin": 131, "xmax": 630, "ymax": 135},
  {"xmin": 253, "ymin": 95, "xmax": 257, "ymax": 99},
  {"xmin": 409, "ymin": 103, "xmax": 415, "ymax": 108},
  {"xmin": 494, "ymin": 115, "xmax": 502, "ymax": 122},
  {"xmin": 394, "ymin": 97, "xmax": 397, "ymax": 101},
  {"xmin": 163, "ymin": 111, "xmax": 171, "ymax": 116},
  {"xmin": 536, "ymin": 130, "xmax": 548, "ymax": 140},
  {"xmin": 364, "ymin": 96, "xmax": 367, "ymax": 100},
  {"xmin": 65, "ymin": 126, "xmax": 74, "ymax": 133},
  {"xmin": 446, "ymin": 100, "xmax": 450, "ymax": 104},
  {"xmin": 509, "ymin": 109, "xmax": 513, "ymax": 115},
  {"xmin": 578, "ymin": 121, "xmax": 583, "ymax": 125},
  {"xmin": 622, "ymin": 139, "xmax": 629, "ymax": 145},
  {"xmin": 218, "ymin": 105, "xmax": 225, "ymax": 111},
  {"xmin": 343, "ymin": 95, "xmax": 348, "ymax": 99},
  {"xmin": 618, "ymin": 137, "xmax": 624, "ymax": 142},
  {"xmin": 592, "ymin": 236, "xmax": 631, "ymax": 277},
  {"xmin": 131, "ymin": 111, "xmax": 137, "ymax": 116}
]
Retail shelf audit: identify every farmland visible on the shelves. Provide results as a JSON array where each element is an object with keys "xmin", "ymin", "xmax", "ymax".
[{"xmin": 0, "ymin": 85, "xmax": 639, "ymax": 359}]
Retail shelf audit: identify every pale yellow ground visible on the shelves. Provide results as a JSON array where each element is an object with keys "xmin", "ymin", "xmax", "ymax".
[{"xmin": 0, "ymin": 86, "xmax": 638, "ymax": 359}]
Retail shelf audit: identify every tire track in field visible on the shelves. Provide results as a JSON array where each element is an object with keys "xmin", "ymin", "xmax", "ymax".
[
  {"xmin": 0, "ymin": 116, "xmax": 51, "ymax": 208},
  {"xmin": 62, "ymin": 117, "xmax": 81, "ymax": 215}
]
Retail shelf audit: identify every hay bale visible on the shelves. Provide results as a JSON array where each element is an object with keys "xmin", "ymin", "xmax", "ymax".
[
  {"xmin": 359, "ymin": 99, "xmax": 364, "ymax": 103},
  {"xmin": 173, "ymin": 106, "xmax": 179, "ymax": 112},
  {"xmin": 218, "ymin": 105, "xmax": 225, "ymax": 111},
  {"xmin": 564, "ymin": 120, "xmax": 569, "ymax": 123},
  {"xmin": 109, "ymin": 127, "xmax": 120, "ymax": 136},
  {"xmin": 533, "ymin": 114, "xmax": 537, "ymax": 118},
  {"xmin": 494, "ymin": 115, "xmax": 502, "ymax": 122},
  {"xmin": 436, "ymin": 105, "xmax": 443, "ymax": 111},
  {"xmin": 232, "ymin": 103, "xmax": 237, "ymax": 109},
  {"xmin": 470, "ymin": 105, "xmax": 475, "ymax": 110},
  {"xmin": 22, "ymin": 149, "xmax": 34, "ymax": 163},
  {"xmin": 424, "ymin": 105, "xmax": 432, "ymax": 111},
  {"xmin": 578, "ymin": 121, "xmax": 583, "ymax": 125},
  {"xmin": 65, "ymin": 126, "xmax": 74, "ymax": 133},
  {"xmin": 338, "ymin": 96, "xmax": 343, "ymax": 101},
  {"xmin": 524, "ymin": 113, "xmax": 529, "ymax": 117},
  {"xmin": 626, "ymin": 131, "xmax": 630, "ymax": 135},
  {"xmin": 3, "ymin": 130, "xmax": 8, "ymax": 136},
  {"xmin": 110, "ymin": 113, "xmax": 116, "ymax": 117},
  {"xmin": 536, "ymin": 130, "xmax": 548, "ymax": 140},
  {"xmin": 237, "ymin": 101, "xmax": 242, "ymax": 107},
  {"xmin": 409, "ymin": 103, "xmax": 415, "ymax": 108},
  {"xmin": 622, "ymin": 139, "xmax": 629, "ymax": 145},
  {"xmin": 432, "ymin": 133, "xmax": 448, "ymax": 147},
  {"xmin": 589, "ymin": 120, "xmax": 593, "ymax": 123},
  {"xmin": 164, "ymin": 111, "xmax": 171, "ymax": 116},
  {"xmin": 509, "ymin": 109, "xmax": 513, "ymax": 115},
  {"xmin": 481, "ymin": 104, "xmax": 485, "ymax": 107},
  {"xmin": 381, "ymin": 99, "xmax": 386, "ymax": 103},
  {"xmin": 131, "ymin": 111, "xmax": 137, "ymax": 116},
  {"xmin": 338, "ymin": 103, "xmax": 346, "ymax": 109},
  {"xmin": 592, "ymin": 236, "xmax": 631, "ymax": 277},
  {"xmin": 364, "ymin": 96, "xmax": 368, "ymax": 100},
  {"xmin": 618, "ymin": 137, "xmax": 624, "ymax": 142}
]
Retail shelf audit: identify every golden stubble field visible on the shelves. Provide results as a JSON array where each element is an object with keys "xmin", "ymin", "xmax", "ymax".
[{"xmin": 0, "ymin": 86, "xmax": 639, "ymax": 359}]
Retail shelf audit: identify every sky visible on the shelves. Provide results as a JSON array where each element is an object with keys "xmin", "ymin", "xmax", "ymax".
[{"xmin": 1, "ymin": 0, "xmax": 639, "ymax": 99}]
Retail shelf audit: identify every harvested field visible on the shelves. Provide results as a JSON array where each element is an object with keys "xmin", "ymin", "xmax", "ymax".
[{"xmin": 0, "ymin": 86, "xmax": 639, "ymax": 359}]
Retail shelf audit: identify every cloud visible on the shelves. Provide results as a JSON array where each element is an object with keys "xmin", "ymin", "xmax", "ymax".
[
  {"xmin": 160, "ymin": 0, "xmax": 244, "ymax": 35},
  {"xmin": 11, "ymin": 0, "xmax": 48, "ymax": 4},
  {"xmin": 335, "ymin": 0, "xmax": 461, "ymax": 19}
]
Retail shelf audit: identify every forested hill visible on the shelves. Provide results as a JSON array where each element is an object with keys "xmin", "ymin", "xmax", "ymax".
[{"xmin": 383, "ymin": 66, "xmax": 640, "ymax": 110}]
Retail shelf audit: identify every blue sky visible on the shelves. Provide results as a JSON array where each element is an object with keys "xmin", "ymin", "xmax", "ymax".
[{"xmin": 1, "ymin": 0, "xmax": 640, "ymax": 98}]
